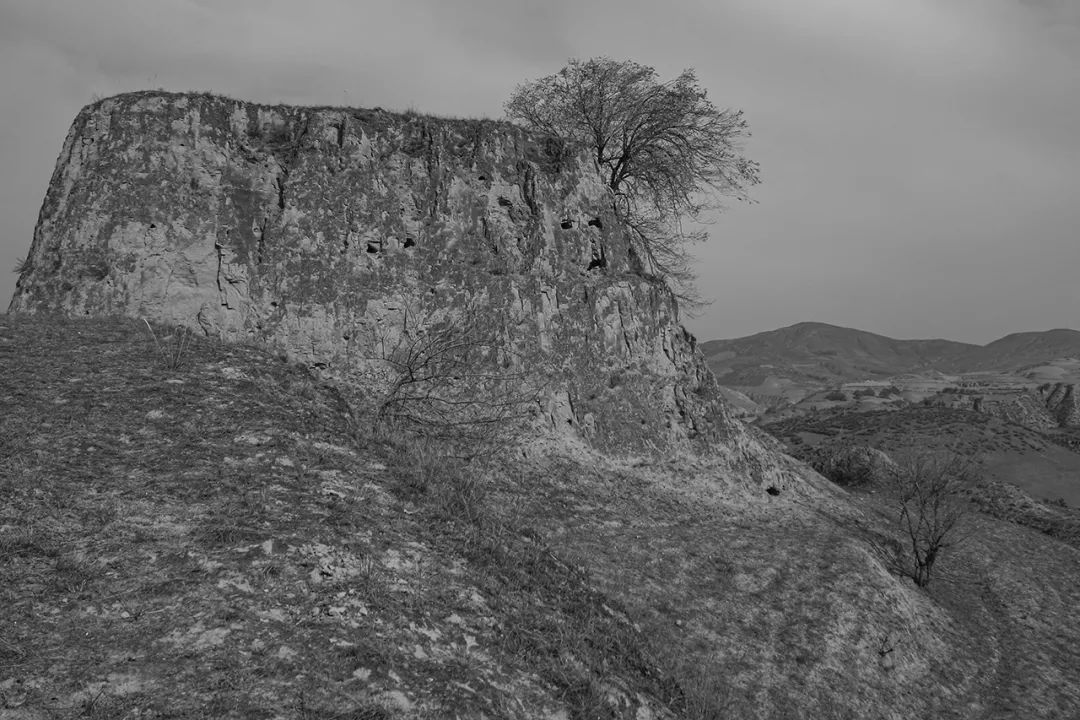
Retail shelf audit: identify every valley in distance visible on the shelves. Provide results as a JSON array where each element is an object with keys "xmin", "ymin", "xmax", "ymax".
[{"xmin": 705, "ymin": 321, "xmax": 1080, "ymax": 505}]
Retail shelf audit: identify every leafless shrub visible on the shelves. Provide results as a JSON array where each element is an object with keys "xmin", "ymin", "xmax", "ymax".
[
  {"xmin": 369, "ymin": 302, "xmax": 543, "ymax": 458},
  {"xmin": 887, "ymin": 450, "xmax": 977, "ymax": 588}
]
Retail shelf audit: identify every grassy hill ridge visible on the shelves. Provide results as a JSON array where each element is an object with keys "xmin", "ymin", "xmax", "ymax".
[{"xmin": 703, "ymin": 322, "xmax": 1080, "ymax": 387}]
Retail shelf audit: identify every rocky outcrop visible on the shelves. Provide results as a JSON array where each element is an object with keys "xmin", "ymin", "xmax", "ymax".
[
  {"xmin": 932, "ymin": 386, "xmax": 1080, "ymax": 431},
  {"xmin": 943, "ymin": 385, "xmax": 1080, "ymax": 430},
  {"xmin": 928, "ymin": 390, "xmax": 1059, "ymax": 431},
  {"xmin": 9, "ymin": 91, "xmax": 785, "ymax": 474},
  {"xmin": 1039, "ymin": 383, "xmax": 1080, "ymax": 427}
]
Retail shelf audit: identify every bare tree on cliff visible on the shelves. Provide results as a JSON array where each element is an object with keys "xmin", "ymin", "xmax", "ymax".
[{"xmin": 505, "ymin": 57, "xmax": 760, "ymax": 307}]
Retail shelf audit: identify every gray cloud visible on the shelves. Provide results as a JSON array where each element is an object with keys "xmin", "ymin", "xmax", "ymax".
[
  {"xmin": 0, "ymin": 0, "xmax": 1076, "ymax": 343},
  {"xmin": 1019, "ymin": 0, "xmax": 1080, "ymax": 27}
]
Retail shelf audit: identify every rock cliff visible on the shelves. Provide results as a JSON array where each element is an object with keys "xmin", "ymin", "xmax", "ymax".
[
  {"xmin": 1040, "ymin": 383, "xmax": 1080, "ymax": 427},
  {"xmin": 9, "ymin": 91, "xmax": 783, "ymax": 471},
  {"xmin": 958, "ymin": 391, "xmax": 1059, "ymax": 431},
  {"xmin": 930, "ymin": 385, "xmax": 1080, "ymax": 431}
]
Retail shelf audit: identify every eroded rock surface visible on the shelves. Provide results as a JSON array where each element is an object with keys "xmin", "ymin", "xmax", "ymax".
[
  {"xmin": 1040, "ymin": 383, "xmax": 1080, "ymax": 427},
  {"xmin": 9, "ymin": 91, "xmax": 783, "ymax": 473}
]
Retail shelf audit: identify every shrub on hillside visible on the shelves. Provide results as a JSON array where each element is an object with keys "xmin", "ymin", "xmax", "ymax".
[
  {"xmin": 808, "ymin": 443, "xmax": 895, "ymax": 488},
  {"xmin": 367, "ymin": 300, "xmax": 542, "ymax": 458},
  {"xmin": 887, "ymin": 450, "xmax": 976, "ymax": 588}
]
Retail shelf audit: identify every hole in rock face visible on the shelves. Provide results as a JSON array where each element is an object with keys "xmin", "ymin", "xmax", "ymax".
[
  {"xmin": 403, "ymin": 237, "xmax": 416, "ymax": 248},
  {"xmin": 366, "ymin": 242, "xmax": 381, "ymax": 254},
  {"xmin": 587, "ymin": 240, "xmax": 607, "ymax": 272},
  {"xmin": 560, "ymin": 220, "xmax": 574, "ymax": 230},
  {"xmin": 497, "ymin": 196, "xmax": 513, "ymax": 208},
  {"xmin": 766, "ymin": 486, "xmax": 781, "ymax": 496},
  {"xmin": 149, "ymin": 223, "xmax": 157, "ymax": 229},
  {"xmin": 587, "ymin": 217, "xmax": 603, "ymax": 229}
]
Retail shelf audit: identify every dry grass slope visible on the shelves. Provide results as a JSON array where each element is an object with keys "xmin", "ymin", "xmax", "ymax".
[
  {"xmin": 767, "ymin": 406, "xmax": 1080, "ymax": 506},
  {"xmin": 2, "ymin": 315, "xmax": 1080, "ymax": 719},
  {"xmin": 0, "ymin": 316, "xmax": 682, "ymax": 718}
]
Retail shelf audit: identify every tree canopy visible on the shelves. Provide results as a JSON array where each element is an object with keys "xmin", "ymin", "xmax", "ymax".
[{"xmin": 505, "ymin": 57, "xmax": 760, "ymax": 305}]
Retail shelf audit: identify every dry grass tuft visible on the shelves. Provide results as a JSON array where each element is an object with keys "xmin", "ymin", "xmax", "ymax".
[{"xmin": 142, "ymin": 318, "xmax": 193, "ymax": 370}]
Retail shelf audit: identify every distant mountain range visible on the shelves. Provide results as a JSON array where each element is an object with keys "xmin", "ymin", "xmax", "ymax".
[{"xmin": 702, "ymin": 322, "xmax": 1080, "ymax": 388}]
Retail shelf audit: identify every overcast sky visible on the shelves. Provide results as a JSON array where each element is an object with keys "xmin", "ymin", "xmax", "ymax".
[{"xmin": 1, "ymin": 0, "xmax": 1077, "ymax": 343}]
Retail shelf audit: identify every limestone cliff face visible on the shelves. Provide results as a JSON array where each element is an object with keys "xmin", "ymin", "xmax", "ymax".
[{"xmin": 9, "ymin": 91, "xmax": 781, "ymax": 468}]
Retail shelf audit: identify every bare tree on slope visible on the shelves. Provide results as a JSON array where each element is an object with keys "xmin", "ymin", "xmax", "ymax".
[{"xmin": 889, "ymin": 450, "xmax": 976, "ymax": 588}]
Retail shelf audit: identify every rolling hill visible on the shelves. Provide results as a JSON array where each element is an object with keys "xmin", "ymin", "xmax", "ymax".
[
  {"xmin": 701, "ymin": 322, "xmax": 975, "ymax": 387},
  {"xmin": 702, "ymin": 322, "xmax": 1080, "ymax": 395},
  {"xmin": 967, "ymin": 329, "xmax": 1080, "ymax": 372}
]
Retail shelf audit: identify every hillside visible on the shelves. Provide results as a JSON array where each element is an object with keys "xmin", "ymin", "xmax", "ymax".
[
  {"xmin": 4, "ymin": 90, "xmax": 1080, "ymax": 718},
  {"xmin": 4, "ymin": 316, "xmax": 1080, "ymax": 718},
  {"xmin": 764, "ymin": 405, "xmax": 1080, "ymax": 506},
  {"xmin": 968, "ymin": 329, "xmax": 1080, "ymax": 372},
  {"xmin": 703, "ymin": 322, "xmax": 1080, "ymax": 390},
  {"xmin": 0, "ymin": 315, "xmax": 696, "ymax": 717},
  {"xmin": 701, "ymin": 322, "xmax": 975, "ymax": 388}
]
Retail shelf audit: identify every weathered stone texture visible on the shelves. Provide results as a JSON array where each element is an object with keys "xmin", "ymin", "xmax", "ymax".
[
  {"xmin": 1040, "ymin": 383, "xmax": 1080, "ymax": 427},
  {"xmin": 9, "ymin": 91, "xmax": 781, "ymax": 469}
]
